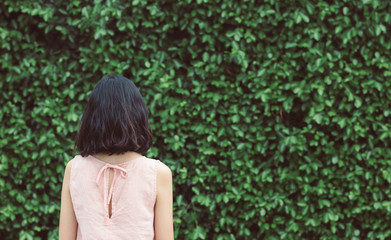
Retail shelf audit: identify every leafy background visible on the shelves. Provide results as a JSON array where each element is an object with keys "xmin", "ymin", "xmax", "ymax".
[{"xmin": 1, "ymin": 0, "xmax": 391, "ymax": 239}]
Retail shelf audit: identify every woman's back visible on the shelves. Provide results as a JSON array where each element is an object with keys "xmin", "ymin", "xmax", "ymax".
[
  {"xmin": 59, "ymin": 75, "xmax": 173, "ymax": 240},
  {"xmin": 70, "ymin": 155, "xmax": 158, "ymax": 240}
]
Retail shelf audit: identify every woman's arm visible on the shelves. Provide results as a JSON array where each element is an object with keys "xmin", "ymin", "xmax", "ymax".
[
  {"xmin": 154, "ymin": 161, "xmax": 174, "ymax": 240},
  {"xmin": 59, "ymin": 160, "xmax": 78, "ymax": 240}
]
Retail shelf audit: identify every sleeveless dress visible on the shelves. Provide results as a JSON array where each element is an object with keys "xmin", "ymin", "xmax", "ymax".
[{"xmin": 70, "ymin": 155, "xmax": 158, "ymax": 240}]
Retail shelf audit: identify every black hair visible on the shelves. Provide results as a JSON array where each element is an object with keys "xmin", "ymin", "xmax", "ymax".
[{"xmin": 75, "ymin": 74, "xmax": 152, "ymax": 156}]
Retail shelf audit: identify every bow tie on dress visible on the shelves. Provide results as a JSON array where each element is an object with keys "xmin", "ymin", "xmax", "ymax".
[{"xmin": 96, "ymin": 164, "xmax": 128, "ymax": 206}]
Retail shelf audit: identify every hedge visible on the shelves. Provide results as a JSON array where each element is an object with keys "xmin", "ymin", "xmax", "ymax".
[{"xmin": 1, "ymin": 0, "xmax": 391, "ymax": 239}]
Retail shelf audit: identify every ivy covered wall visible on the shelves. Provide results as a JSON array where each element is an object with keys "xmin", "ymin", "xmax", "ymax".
[{"xmin": 1, "ymin": 0, "xmax": 391, "ymax": 239}]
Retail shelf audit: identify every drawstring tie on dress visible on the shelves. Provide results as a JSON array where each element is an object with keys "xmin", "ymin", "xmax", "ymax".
[{"xmin": 96, "ymin": 164, "xmax": 128, "ymax": 208}]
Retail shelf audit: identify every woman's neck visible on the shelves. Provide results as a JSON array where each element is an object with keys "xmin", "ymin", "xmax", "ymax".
[{"xmin": 92, "ymin": 151, "xmax": 143, "ymax": 165}]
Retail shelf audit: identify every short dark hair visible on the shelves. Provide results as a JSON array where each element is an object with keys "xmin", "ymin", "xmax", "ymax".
[{"xmin": 75, "ymin": 74, "xmax": 152, "ymax": 156}]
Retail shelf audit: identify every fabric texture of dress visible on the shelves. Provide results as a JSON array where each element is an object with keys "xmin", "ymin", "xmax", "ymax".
[{"xmin": 70, "ymin": 155, "xmax": 158, "ymax": 240}]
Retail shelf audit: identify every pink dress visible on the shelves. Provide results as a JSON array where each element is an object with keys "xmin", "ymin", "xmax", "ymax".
[{"xmin": 70, "ymin": 155, "xmax": 158, "ymax": 240}]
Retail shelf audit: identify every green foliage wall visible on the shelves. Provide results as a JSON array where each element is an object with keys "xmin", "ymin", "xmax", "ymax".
[{"xmin": 1, "ymin": 0, "xmax": 391, "ymax": 239}]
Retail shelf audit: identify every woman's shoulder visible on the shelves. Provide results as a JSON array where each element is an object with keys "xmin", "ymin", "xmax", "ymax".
[
  {"xmin": 63, "ymin": 156, "xmax": 82, "ymax": 183},
  {"xmin": 66, "ymin": 155, "xmax": 92, "ymax": 170},
  {"xmin": 156, "ymin": 160, "xmax": 171, "ymax": 177},
  {"xmin": 140, "ymin": 157, "xmax": 171, "ymax": 176},
  {"xmin": 149, "ymin": 159, "xmax": 172, "ymax": 183},
  {"xmin": 69, "ymin": 155, "xmax": 85, "ymax": 162},
  {"xmin": 64, "ymin": 155, "xmax": 82, "ymax": 170},
  {"xmin": 143, "ymin": 157, "xmax": 169, "ymax": 169}
]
